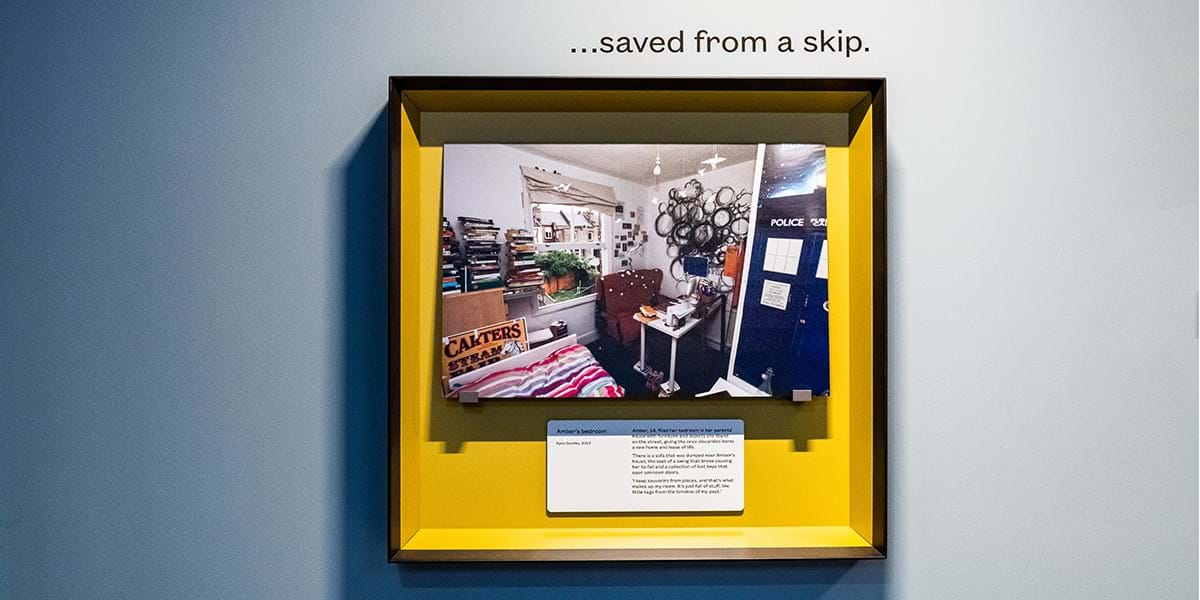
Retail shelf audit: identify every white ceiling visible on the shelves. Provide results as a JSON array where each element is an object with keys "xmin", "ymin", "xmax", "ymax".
[{"xmin": 511, "ymin": 144, "xmax": 757, "ymax": 186}]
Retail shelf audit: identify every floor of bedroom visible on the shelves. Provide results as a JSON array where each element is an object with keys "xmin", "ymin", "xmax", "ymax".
[{"xmin": 586, "ymin": 333, "xmax": 731, "ymax": 398}]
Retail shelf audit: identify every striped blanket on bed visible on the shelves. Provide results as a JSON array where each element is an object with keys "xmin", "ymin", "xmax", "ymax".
[{"xmin": 451, "ymin": 344, "xmax": 624, "ymax": 398}]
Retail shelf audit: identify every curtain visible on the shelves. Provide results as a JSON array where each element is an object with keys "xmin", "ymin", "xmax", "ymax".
[{"xmin": 520, "ymin": 166, "xmax": 618, "ymax": 213}]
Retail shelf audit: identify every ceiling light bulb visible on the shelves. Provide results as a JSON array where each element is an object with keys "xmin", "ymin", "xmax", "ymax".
[{"xmin": 653, "ymin": 157, "xmax": 662, "ymax": 176}]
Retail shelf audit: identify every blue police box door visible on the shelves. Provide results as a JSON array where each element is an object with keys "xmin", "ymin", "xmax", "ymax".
[{"xmin": 731, "ymin": 144, "xmax": 830, "ymax": 397}]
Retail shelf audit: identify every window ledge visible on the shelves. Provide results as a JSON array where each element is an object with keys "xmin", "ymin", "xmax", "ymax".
[{"xmin": 537, "ymin": 293, "xmax": 597, "ymax": 315}]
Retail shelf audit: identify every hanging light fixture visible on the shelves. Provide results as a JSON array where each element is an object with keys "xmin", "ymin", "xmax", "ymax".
[
  {"xmin": 651, "ymin": 145, "xmax": 662, "ymax": 203},
  {"xmin": 701, "ymin": 144, "xmax": 726, "ymax": 171}
]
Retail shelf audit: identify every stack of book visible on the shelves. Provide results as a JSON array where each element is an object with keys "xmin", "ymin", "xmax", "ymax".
[
  {"xmin": 441, "ymin": 218, "xmax": 464, "ymax": 295},
  {"xmin": 458, "ymin": 216, "xmax": 502, "ymax": 291},
  {"xmin": 504, "ymin": 229, "xmax": 543, "ymax": 293}
]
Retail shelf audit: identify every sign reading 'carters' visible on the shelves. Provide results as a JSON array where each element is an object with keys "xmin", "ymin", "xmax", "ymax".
[{"xmin": 442, "ymin": 318, "xmax": 528, "ymax": 379}]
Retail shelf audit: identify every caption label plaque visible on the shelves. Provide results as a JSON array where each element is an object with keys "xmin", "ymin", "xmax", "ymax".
[{"xmin": 547, "ymin": 419, "xmax": 744, "ymax": 513}]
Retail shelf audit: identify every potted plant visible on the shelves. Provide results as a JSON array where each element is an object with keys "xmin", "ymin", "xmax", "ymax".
[{"xmin": 534, "ymin": 250, "xmax": 597, "ymax": 295}]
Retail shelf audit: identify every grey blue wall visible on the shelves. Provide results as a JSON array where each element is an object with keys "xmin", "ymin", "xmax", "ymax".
[{"xmin": 2, "ymin": 1, "xmax": 1196, "ymax": 598}]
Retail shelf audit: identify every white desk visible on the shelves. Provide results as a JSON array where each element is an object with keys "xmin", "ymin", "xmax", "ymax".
[{"xmin": 632, "ymin": 308, "xmax": 707, "ymax": 396}]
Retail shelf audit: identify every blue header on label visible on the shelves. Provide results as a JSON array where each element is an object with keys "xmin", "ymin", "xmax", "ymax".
[{"xmin": 547, "ymin": 419, "xmax": 744, "ymax": 437}]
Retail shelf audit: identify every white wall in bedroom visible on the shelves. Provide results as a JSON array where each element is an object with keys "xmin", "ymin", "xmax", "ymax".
[{"xmin": 441, "ymin": 144, "xmax": 648, "ymax": 342}]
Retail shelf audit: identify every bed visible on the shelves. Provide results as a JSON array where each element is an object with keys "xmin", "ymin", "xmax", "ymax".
[{"xmin": 447, "ymin": 335, "xmax": 624, "ymax": 399}]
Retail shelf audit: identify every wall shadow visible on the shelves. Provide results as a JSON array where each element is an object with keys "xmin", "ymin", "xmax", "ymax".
[
  {"xmin": 338, "ymin": 107, "xmax": 886, "ymax": 599},
  {"xmin": 338, "ymin": 107, "xmax": 402, "ymax": 597}
]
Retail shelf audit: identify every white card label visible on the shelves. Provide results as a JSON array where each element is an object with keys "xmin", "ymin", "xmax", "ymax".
[
  {"xmin": 760, "ymin": 279, "xmax": 791, "ymax": 310},
  {"xmin": 547, "ymin": 419, "xmax": 744, "ymax": 513}
]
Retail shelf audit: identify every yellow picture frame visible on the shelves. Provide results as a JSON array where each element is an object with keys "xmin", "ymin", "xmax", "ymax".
[{"xmin": 388, "ymin": 77, "xmax": 887, "ymax": 561}]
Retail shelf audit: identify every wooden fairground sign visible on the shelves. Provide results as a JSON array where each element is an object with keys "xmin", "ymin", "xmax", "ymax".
[{"xmin": 442, "ymin": 318, "xmax": 529, "ymax": 381}]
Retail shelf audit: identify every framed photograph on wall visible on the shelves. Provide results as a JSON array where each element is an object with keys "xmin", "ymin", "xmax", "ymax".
[{"xmin": 389, "ymin": 77, "xmax": 887, "ymax": 561}]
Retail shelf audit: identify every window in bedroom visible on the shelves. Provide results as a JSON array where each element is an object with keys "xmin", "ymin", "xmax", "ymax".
[{"xmin": 530, "ymin": 202, "xmax": 607, "ymax": 307}]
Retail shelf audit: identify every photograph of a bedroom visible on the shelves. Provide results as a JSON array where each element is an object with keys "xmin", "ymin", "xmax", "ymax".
[{"xmin": 439, "ymin": 143, "xmax": 828, "ymax": 400}]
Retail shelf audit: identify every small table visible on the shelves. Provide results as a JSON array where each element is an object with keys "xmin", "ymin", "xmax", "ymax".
[{"xmin": 632, "ymin": 295, "xmax": 727, "ymax": 395}]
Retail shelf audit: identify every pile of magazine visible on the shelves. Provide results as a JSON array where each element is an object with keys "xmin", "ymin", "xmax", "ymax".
[
  {"xmin": 504, "ymin": 229, "xmax": 543, "ymax": 292},
  {"xmin": 441, "ymin": 218, "xmax": 464, "ymax": 295},
  {"xmin": 459, "ymin": 216, "xmax": 502, "ymax": 291}
]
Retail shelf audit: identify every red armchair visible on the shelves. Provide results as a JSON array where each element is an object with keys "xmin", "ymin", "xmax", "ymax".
[{"xmin": 595, "ymin": 269, "xmax": 664, "ymax": 345}]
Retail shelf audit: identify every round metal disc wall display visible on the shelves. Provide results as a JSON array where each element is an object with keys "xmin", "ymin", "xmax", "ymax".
[
  {"xmin": 715, "ymin": 186, "xmax": 736, "ymax": 206},
  {"xmin": 670, "ymin": 200, "xmax": 690, "ymax": 222},
  {"xmin": 730, "ymin": 216, "xmax": 750, "ymax": 237},
  {"xmin": 655, "ymin": 212, "xmax": 673, "ymax": 237},
  {"xmin": 712, "ymin": 207, "xmax": 732, "ymax": 228},
  {"xmin": 669, "ymin": 257, "xmax": 685, "ymax": 281},
  {"xmin": 658, "ymin": 178, "xmax": 753, "ymax": 282},
  {"xmin": 691, "ymin": 223, "xmax": 715, "ymax": 248},
  {"xmin": 707, "ymin": 250, "xmax": 724, "ymax": 266}
]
